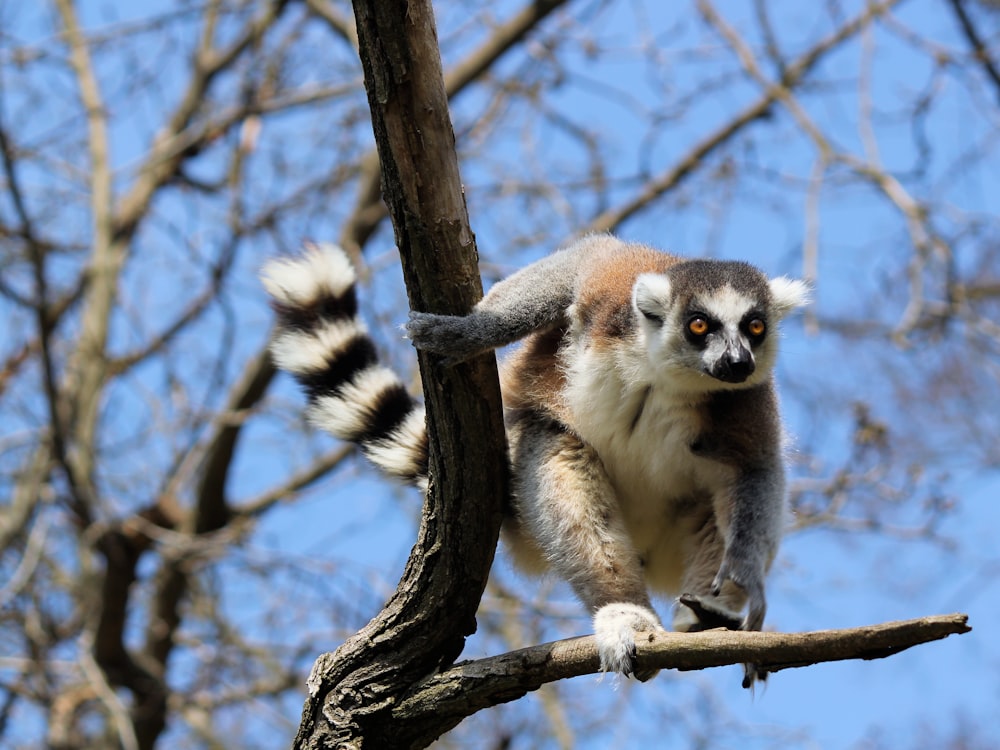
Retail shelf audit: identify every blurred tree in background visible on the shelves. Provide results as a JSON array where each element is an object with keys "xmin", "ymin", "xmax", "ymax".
[{"xmin": 1, "ymin": 1, "xmax": 997, "ymax": 748}]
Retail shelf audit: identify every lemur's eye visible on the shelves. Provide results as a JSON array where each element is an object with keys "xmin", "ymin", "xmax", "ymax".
[
  {"xmin": 688, "ymin": 317, "xmax": 709, "ymax": 336},
  {"xmin": 747, "ymin": 318, "xmax": 766, "ymax": 337}
]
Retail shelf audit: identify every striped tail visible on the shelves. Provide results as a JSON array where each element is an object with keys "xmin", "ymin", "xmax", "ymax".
[{"xmin": 261, "ymin": 243, "xmax": 429, "ymax": 488}]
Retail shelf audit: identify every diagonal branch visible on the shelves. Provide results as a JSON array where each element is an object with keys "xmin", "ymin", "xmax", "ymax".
[
  {"xmin": 191, "ymin": 345, "xmax": 277, "ymax": 534},
  {"xmin": 337, "ymin": 0, "xmax": 570, "ymax": 258},
  {"xmin": 304, "ymin": 0, "xmax": 359, "ymax": 50},
  {"xmin": 947, "ymin": 0, "xmax": 1000, "ymax": 106},
  {"xmin": 53, "ymin": 0, "xmax": 115, "ymax": 524},
  {"xmin": 586, "ymin": 0, "xmax": 904, "ymax": 234},
  {"xmin": 233, "ymin": 446, "xmax": 352, "ymax": 519},
  {"xmin": 395, "ymin": 614, "xmax": 971, "ymax": 734},
  {"xmin": 113, "ymin": 0, "xmax": 292, "ymax": 248}
]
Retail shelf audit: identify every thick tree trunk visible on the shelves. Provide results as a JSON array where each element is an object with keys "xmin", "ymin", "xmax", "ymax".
[{"xmin": 292, "ymin": 1, "xmax": 509, "ymax": 748}]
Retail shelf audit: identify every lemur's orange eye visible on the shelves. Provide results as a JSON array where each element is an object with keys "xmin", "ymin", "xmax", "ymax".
[
  {"xmin": 688, "ymin": 317, "xmax": 709, "ymax": 336},
  {"xmin": 747, "ymin": 318, "xmax": 766, "ymax": 337}
]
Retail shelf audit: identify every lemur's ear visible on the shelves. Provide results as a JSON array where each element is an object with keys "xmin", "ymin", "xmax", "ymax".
[
  {"xmin": 632, "ymin": 274, "xmax": 672, "ymax": 323},
  {"xmin": 768, "ymin": 277, "xmax": 810, "ymax": 318}
]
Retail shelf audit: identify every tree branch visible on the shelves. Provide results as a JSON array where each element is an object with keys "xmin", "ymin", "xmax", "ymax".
[
  {"xmin": 233, "ymin": 446, "xmax": 352, "ymax": 519},
  {"xmin": 190, "ymin": 344, "xmax": 277, "ymax": 534},
  {"xmin": 395, "ymin": 614, "xmax": 971, "ymax": 734},
  {"xmin": 53, "ymin": 0, "xmax": 115, "ymax": 524},
  {"xmin": 337, "ymin": 0, "xmax": 569, "ymax": 258},
  {"xmin": 586, "ymin": 0, "xmax": 904, "ymax": 234},
  {"xmin": 293, "ymin": 1, "xmax": 509, "ymax": 747},
  {"xmin": 947, "ymin": 0, "xmax": 1000, "ymax": 107},
  {"xmin": 113, "ymin": 0, "xmax": 291, "ymax": 248}
]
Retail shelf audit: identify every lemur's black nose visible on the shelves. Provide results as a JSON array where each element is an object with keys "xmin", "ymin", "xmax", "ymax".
[{"xmin": 713, "ymin": 349, "xmax": 755, "ymax": 383}]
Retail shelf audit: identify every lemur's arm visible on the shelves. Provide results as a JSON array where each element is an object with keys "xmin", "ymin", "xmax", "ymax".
[
  {"xmin": 405, "ymin": 235, "xmax": 609, "ymax": 362},
  {"xmin": 710, "ymin": 465, "xmax": 785, "ymax": 633}
]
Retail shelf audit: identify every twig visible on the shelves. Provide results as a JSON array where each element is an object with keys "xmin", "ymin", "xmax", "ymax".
[
  {"xmin": 588, "ymin": 0, "xmax": 904, "ymax": 233},
  {"xmin": 336, "ymin": 0, "xmax": 570, "ymax": 258},
  {"xmin": 78, "ymin": 629, "xmax": 140, "ymax": 750},
  {"xmin": 947, "ymin": 0, "xmax": 1000, "ymax": 106}
]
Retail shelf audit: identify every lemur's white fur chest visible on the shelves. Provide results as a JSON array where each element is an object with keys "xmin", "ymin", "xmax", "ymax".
[{"xmin": 562, "ymin": 342, "xmax": 729, "ymax": 592}]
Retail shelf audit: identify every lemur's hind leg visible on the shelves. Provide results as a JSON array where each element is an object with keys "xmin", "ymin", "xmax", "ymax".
[{"xmin": 509, "ymin": 411, "xmax": 665, "ymax": 681}]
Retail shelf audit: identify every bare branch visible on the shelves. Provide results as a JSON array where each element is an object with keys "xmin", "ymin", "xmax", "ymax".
[
  {"xmin": 442, "ymin": 0, "xmax": 569, "ymax": 95},
  {"xmin": 294, "ymin": 1, "xmax": 509, "ymax": 746},
  {"xmin": 190, "ymin": 346, "xmax": 277, "ymax": 534},
  {"xmin": 233, "ymin": 446, "xmax": 353, "ymax": 518},
  {"xmin": 114, "ymin": 0, "xmax": 292, "ymax": 247},
  {"xmin": 396, "ymin": 614, "xmax": 972, "ymax": 731},
  {"xmin": 50, "ymin": 0, "xmax": 119, "ymax": 523},
  {"xmin": 78, "ymin": 629, "xmax": 139, "ymax": 750},
  {"xmin": 0, "ymin": 510, "xmax": 51, "ymax": 606},
  {"xmin": 304, "ymin": 0, "xmax": 359, "ymax": 50},
  {"xmin": 337, "ymin": 0, "xmax": 570, "ymax": 257},
  {"xmin": 587, "ymin": 0, "xmax": 905, "ymax": 234},
  {"xmin": 947, "ymin": 0, "xmax": 1000, "ymax": 106}
]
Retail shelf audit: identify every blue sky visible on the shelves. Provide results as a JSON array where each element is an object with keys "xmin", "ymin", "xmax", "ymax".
[
  {"xmin": 2, "ymin": 0, "xmax": 998, "ymax": 747},
  {"xmin": 231, "ymin": 0, "xmax": 999, "ymax": 745},
  {"xmin": 264, "ymin": 2, "xmax": 998, "ymax": 745}
]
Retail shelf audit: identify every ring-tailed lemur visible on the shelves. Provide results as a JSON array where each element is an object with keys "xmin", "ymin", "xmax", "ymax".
[{"xmin": 262, "ymin": 234, "xmax": 808, "ymax": 686}]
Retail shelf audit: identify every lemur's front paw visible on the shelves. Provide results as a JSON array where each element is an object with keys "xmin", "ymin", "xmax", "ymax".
[{"xmin": 593, "ymin": 603, "xmax": 665, "ymax": 681}]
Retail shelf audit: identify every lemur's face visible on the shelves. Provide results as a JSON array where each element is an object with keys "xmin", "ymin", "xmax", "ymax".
[{"xmin": 631, "ymin": 260, "xmax": 808, "ymax": 391}]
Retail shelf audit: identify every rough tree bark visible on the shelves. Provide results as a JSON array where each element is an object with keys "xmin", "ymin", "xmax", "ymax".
[
  {"xmin": 292, "ymin": 1, "xmax": 510, "ymax": 748},
  {"xmin": 292, "ymin": 3, "xmax": 972, "ymax": 749}
]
